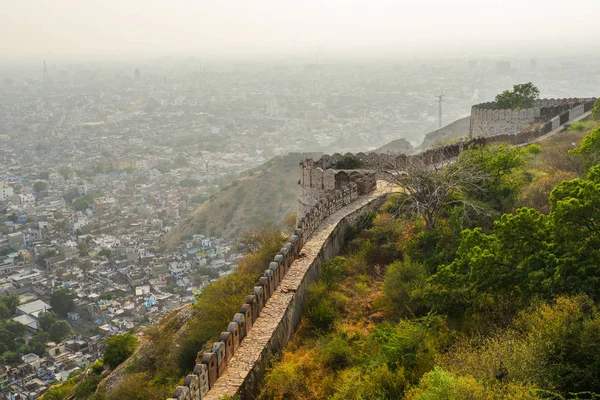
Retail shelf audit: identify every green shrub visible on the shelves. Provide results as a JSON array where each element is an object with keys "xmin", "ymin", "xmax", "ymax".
[
  {"xmin": 320, "ymin": 257, "xmax": 346, "ymax": 288},
  {"xmin": 568, "ymin": 121, "xmax": 588, "ymax": 132},
  {"xmin": 336, "ymin": 155, "xmax": 363, "ymax": 169},
  {"xmin": 319, "ymin": 335, "xmax": 354, "ymax": 370},
  {"xmin": 383, "ymin": 257, "xmax": 429, "ymax": 318},
  {"xmin": 307, "ymin": 300, "xmax": 338, "ymax": 331},
  {"xmin": 104, "ymin": 334, "xmax": 139, "ymax": 369},
  {"xmin": 74, "ymin": 373, "xmax": 102, "ymax": 398}
]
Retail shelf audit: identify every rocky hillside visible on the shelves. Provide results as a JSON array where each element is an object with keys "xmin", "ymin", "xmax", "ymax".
[
  {"xmin": 411, "ymin": 116, "xmax": 470, "ymax": 152},
  {"xmin": 162, "ymin": 152, "xmax": 320, "ymax": 250},
  {"xmin": 164, "ymin": 118, "xmax": 471, "ymax": 251},
  {"xmin": 372, "ymin": 137, "xmax": 413, "ymax": 154}
]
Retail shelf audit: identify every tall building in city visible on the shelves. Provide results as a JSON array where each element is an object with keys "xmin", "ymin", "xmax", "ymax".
[
  {"xmin": 0, "ymin": 181, "xmax": 14, "ymax": 202},
  {"xmin": 135, "ymin": 69, "xmax": 141, "ymax": 80}
]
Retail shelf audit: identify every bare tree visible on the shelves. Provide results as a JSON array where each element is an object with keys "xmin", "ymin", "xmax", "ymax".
[{"xmin": 380, "ymin": 157, "xmax": 490, "ymax": 231}]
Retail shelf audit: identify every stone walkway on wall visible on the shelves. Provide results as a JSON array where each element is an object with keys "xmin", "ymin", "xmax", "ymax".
[
  {"xmin": 203, "ymin": 182, "xmax": 392, "ymax": 400},
  {"xmin": 527, "ymin": 111, "xmax": 591, "ymax": 144}
]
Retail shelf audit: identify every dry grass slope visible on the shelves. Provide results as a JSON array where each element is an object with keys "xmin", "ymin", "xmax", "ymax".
[{"xmin": 162, "ymin": 153, "xmax": 321, "ymax": 250}]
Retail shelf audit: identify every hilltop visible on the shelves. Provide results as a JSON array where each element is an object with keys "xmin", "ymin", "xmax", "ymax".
[
  {"xmin": 376, "ymin": 116, "xmax": 470, "ymax": 154},
  {"xmin": 165, "ymin": 118, "xmax": 470, "ymax": 251},
  {"xmin": 412, "ymin": 115, "xmax": 470, "ymax": 151},
  {"xmin": 162, "ymin": 153, "xmax": 321, "ymax": 250}
]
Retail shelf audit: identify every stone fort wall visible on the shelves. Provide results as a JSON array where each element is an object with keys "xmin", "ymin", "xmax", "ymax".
[
  {"xmin": 468, "ymin": 97, "xmax": 594, "ymax": 138},
  {"xmin": 167, "ymin": 96, "xmax": 595, "ymax": 400},
  {"xmin": 297, "ymin": 97, "xmax": 595, "ymax": 222},
  {"xmin": 167, "ymin": 179, "xmax": 378, "ymax": 400}
]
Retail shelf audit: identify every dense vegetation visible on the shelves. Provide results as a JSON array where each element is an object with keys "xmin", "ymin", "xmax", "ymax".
[
  {"xmin": 0, "ymin": 295, "xmax": 73, "ymax": 365},
  {"xmin": 258, "ymin": 121, "xmax": 600, "ymax": 400}
]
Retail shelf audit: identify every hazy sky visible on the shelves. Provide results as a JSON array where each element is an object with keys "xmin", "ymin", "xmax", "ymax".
[{"xmin": 3, "ymin": 0, "xmax": 599, "ymax": 60}]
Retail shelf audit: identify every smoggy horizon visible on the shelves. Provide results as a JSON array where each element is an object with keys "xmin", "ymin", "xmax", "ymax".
[{"xmin": 3, "ymin": 0, "xmax": 599, "ymax": 62}]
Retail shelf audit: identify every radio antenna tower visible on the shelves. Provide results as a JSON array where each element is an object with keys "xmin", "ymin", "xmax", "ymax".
[{"xmin": 436, "ymin": 94, "xmax": 444, "ymax": 129}]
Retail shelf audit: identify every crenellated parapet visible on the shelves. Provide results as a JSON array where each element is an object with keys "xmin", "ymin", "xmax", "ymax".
[
  {"xmin": 297, "ymin": 161, "xmax": 377, "ymax": 220},
  {"xmin": 168, "ymin": 176, "xmax": 369, "ymax": 400},
  {"xmin": 167, "ymin": 95, "xmax": 597, "ymax": 400},
  {"xmin": 469, "ymin": 98, "xmax": 595, "ymax": 137}
]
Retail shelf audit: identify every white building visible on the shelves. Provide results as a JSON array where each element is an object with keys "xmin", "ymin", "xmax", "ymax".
[{"xmin": 0, "ymin": 181, "xmax": 13, "ymax": 201}]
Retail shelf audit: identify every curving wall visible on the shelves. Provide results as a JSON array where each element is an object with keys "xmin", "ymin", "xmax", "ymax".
[
  {"xmin": 297, "ymin": 97, "xmax": 596, "ymax": 220},
  {"xmin": 167, "ymin": 178, "xmax": 377, "ymax": 400},
  {"xmin": 468, "ymin": 98, "xmax": 594, "ymax": 138},
  {"xmin": 167, "ymin": 96, "xmax": 596, "ymax": 400}
]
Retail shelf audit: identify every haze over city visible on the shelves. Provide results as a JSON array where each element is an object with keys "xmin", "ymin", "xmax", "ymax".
[
  {"xmin": 2, "ymin": 1, "xmax": 600, "ymax": 399},
  {"xmin": 3, "ymin": 0, "xmax": 600, "ymax": 61}
]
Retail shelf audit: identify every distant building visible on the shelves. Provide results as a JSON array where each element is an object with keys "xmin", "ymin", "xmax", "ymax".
[
  {"xmin": 0, "ymin": 181, "xmax": 13, "ymax": 201},
  {"xmin": 16, "ymin": 299, "xmax": 52, "ymax": 318},
  {"xmin": 496, "ymin": 61, "xmax": 512, "ymax": 76},
  {"xmin": 135, "ymin": 69, "xmax": 140, "ymax": 80},
  {"xmin": 8, "ymin": 232, "xmax": 23, "ymax": 250},
  {"xmin": 530, "ymin": 58, "xmax": 537, "ymax": 69}
]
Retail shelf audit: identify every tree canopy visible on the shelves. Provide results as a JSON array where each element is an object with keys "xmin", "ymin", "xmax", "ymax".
[
  {"xmin": 33, "ymin": 181, "xmax": 48, "ymax": 193},
  {"xmin": 49, "ymin": 288, "xmax": 76, "ymax": 317},
  {"xmin": 494, "ymin": 82, "xmax": 540, "ymax": 109},
  {"xmin": 104, "ymin": 334, "xmax": 139, "ymax": 369}
]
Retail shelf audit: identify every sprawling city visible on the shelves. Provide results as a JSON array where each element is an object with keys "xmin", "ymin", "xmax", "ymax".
[{"xmin": 2, "ymin": 1, "xmax": 600, "ymax": 399}]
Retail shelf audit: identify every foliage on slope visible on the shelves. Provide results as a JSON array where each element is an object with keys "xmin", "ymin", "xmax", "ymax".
[
  {"xmin": 162, "ymin": 153, "xmax": 320, "ymax": 249},
  {"xmin": 258, "ymin": 121, "xmax": 600, "ymax": 400}
]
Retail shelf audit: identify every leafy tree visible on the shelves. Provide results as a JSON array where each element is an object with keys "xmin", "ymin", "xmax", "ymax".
[
  {"xmin": 569, "ymin": 126, "xmax": 600, "ymax": 171},
  {"xmin": 27, "ymin": 332, "xmax": 50, "ymax": 356},
  {"xmin": 2, "ymin": 350, "xmax": 20, "ymax": 364},
  {"xmin": 0, "ymin": 295, "xmax": 20, "ymax": 316},
  {"xmin": 336, "ymin": 155, "xmax": 363, "ymax": 169},
  {"xmin": 0, "ymin": 321, "xmax": 25, "ymax": 355},
  {"xmin": 98, "ymin": 248, "xmax": 112, "ymax": 259},
  {"xmin": 38, "ymin": 171, "xmax": 50, "ymax": 180},
  {"xmin": 7, "ymin": 213, "xmax": 18, "ymax": 223},
  {"xmin": 77, "ymin": 240, "xmax": 91, "ymax": 256},
  {"xmin": 37, "ymin": 248, "xmax": 58, "ymax": 267},
  {"xmin": 82, "ymin": 189, "xmax": 104, "ymax": 202},
  {"xmin": 592, "ymin": 99, "xmax": 600, "ymax": 121},
  {"xmin": 63, "ymin": 187, "xmax": 80, "ymax": 204},
  {"xmin": 33, "ymin": 181, "xmax": 48, "ymax": 193},
  {"xmin": 38, "ymin": 311, "xmax": 57, "ymax": 332},
  {"xmin": 72, "ymin": 198, "xmax": 89, "ymax": 212},
  {"xmin": 173, "ymin": 155, "xmax": 189, "ymax": 168},
  {"xmin": 48, "ymin": 320, "xmax": 73, "ymax": 342},
  {"xmin": 494, "ymin": 82, "xmax": 540, "ymax": 109},
  {"xmin": 457, "ymin": 144, "xmax": 528, "ymax": 211},
  {"xmin": 55, "ymin": 219, "xmax": 70, "ymax": 233},
  {"xmin": 58, "ymin": 165, "xmax": 73, "ymax": 180},
  {"xmin": 0, "ymin": 302, "xmax": 10, "ymax": 319},
  {"xmin": 99, "ymin": 293, "xmax": 113, "ymax": 300},
  {"xmin": 104, "ymin": 333, "xmax": 139, "ymax": 369},
  {"xmin": 50, "ymin": 288, "xmax": 76, "ymax": 317},
  {"xmin": 195, "ymin": 266, "xmax": 219, "ymax": 280}
]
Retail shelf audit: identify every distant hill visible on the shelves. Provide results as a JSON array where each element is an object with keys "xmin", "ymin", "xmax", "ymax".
[
  {"xmin": 162, "ymin": 152, "xmax": 321, "ymax": 250},
  {"xmin": 411, "ymin": 116, "xmax": 471, "ymax": 152},
  {"xmin": 373, "ymin": 137, "xmax": 413, "ymax": 154}
]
